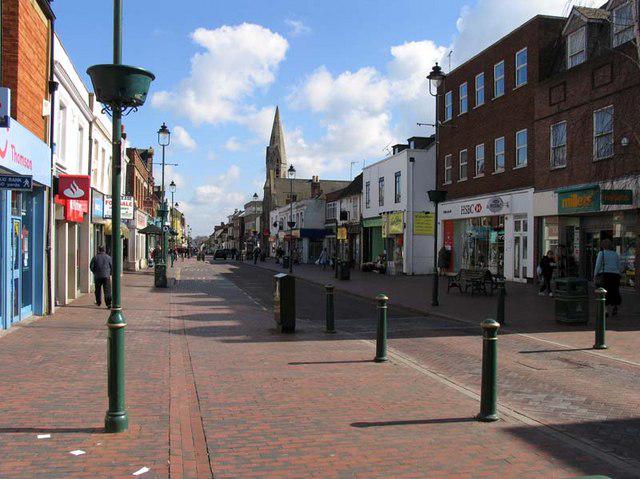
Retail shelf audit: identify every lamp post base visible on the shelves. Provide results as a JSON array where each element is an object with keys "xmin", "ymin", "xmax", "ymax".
[{"xmin": 105, "ymin": 410, "xmax": 129, "ymax": 433}]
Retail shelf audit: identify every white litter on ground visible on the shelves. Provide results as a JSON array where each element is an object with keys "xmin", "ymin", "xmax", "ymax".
[
  {"xmin": 132, "ymin": 467, "xmax": 150, "ymax": 475},
  {"xmin": 69, "ymin": 450, "xmax": 86, "ymax": 456},
  {"xmin": 36, "ymin": 434, "xmax": 51, "ymax": 439}
]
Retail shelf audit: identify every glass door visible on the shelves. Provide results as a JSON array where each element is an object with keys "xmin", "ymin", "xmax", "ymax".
[
  {"xmin": 11, "ymin": 218, "xmax": 21, "ymax": 324},
  {"xmin": 513, "ymin": 217, "xmax": 528, "ymax": 281}
]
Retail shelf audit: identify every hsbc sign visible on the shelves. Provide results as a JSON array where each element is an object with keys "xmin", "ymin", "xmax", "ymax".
[{"xmin": 460, "ymin": 203, "xmax": 483, "ymax": 215}]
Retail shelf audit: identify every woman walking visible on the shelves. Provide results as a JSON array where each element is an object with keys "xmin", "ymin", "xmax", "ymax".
[
  {"xmin": 538, "ymin": 250, "xmax": 556, "ymax": 296},
  {"xmin": 594, "ymin": 239, "xmax": 622, "ymax": 317}
]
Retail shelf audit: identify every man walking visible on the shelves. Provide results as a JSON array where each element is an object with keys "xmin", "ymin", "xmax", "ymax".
[{"xmin": 90, "ymin": 246, "xmax": 112, "ymax": 308}]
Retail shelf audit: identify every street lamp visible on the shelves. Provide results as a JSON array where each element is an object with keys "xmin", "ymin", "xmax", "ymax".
[
  {"xmin": 428, "ymin": 190, "xmax": 447, "ymax": 306},
  {"xmin": 252, "ymin": 192, "xmax": 259, "ymax": 249},
  {"xmin": 156, "ymin": 122, "xmax": 171, "ymax": 285},
  {"xmin": 86, "ymin": 0, "xmax": 155, "ymax": 433},
  {"xmin": 287, "ymin": 165, "xmax": 296, "ymax": 274}
]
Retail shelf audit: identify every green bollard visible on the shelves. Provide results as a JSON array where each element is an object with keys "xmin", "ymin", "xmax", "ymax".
[
  {"xmin": 476, "ymin": 319, "xmax": 499, "ymax": 422},
  {"xmin": 325, "ymin": 284, "xmax": 336, "ymax": 333},
  {"xmin": 374, "ymin": 294, "xmax": 388, "ymax": 362},
  {"xmin": 593, "ymin": 287, "xmax": 608, "ymax": 350},
  {"xmin": 496, "ymin": 278, "xmax": 506, "ymax": 326}
]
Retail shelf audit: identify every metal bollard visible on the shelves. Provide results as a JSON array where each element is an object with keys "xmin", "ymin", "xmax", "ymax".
[
  {"xmin": 593, "ymin": 287, "xmax": 608, "ymax": 350},
  {"xmin": 374, "ymin": 294, "xmax": 388, "ymax": 362},
  {"xmin": 476, "ymin": 319, "xmax": 499, "ymax": 422},
  {"xmin": 325, "ymin": 284, "xmax": 336, "ymax": 333},
  {"xmin": 496, "ymin": 278, "xmax": 506, "ymax": 326}
]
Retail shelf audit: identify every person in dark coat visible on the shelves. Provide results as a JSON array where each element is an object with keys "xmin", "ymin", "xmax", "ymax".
[
  {"xmin": 594, "ymin": 239, "xmax": 622, "ymax": 316},
  {"xmin": 90, "ymin": 246, "xmax": 112, "ymax": 308},
  {"xmin": 538, "ymin": 250, "xmax": 556, "ymax": 296}
]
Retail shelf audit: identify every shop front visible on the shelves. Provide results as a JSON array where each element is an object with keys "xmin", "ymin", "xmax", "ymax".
[
  {"xmin": 382, "ymin": 212, "xmax": 404, "ymax": 275},
  {"xmin": 362, "ymin": 216, "xmax": 384, "ymax": 263},
  {"xmin": 91, "ymin": 189, "xmax": 106, "ymax": 262},
  {"xmin": 536, "ymin": 184, "xmax": 638, "ymax": 287},
  {"xmin": 438, "ymin": 189, "xmax": 534, "ymax": 282},
  {"xmin": 0, "ymin": 120, "xmax": 51, "ymax": 328}
]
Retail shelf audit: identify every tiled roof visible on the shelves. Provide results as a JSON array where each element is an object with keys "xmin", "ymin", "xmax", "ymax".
[{"xmin": 575, "ymin": 6, "xmax": 609, "ymax": 21}]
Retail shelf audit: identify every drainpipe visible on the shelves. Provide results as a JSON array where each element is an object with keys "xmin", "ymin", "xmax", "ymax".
[
  {"xmin": 46, "ymin": 17, "xmax": 57, "ymax": 315},
  {"xmin": 1, "ymin": 0, "xmax": 3, "ymax": 86}
]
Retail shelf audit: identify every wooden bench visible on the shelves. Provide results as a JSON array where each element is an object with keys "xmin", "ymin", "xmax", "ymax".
[{"xmin": 448, "ymin": 269, "xmax": 504, "ymax": 296}]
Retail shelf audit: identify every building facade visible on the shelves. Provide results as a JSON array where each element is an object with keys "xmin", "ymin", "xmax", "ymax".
[{"xmin": 125, "ymin": 147, "xmax": 154, "ymax": 270}]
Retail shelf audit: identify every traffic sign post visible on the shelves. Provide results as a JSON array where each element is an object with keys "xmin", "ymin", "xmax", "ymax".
[{"xmin": 0, "ymin": 174, "xmax": 33, "ymax": 191}]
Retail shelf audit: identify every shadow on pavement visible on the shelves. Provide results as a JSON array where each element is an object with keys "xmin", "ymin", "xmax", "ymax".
[
  {"xmin": 351, "ymin": 417, "xmax": 475, "ymax": 428},
  {"xmin": 0, "ymin": 427, "xmax": 104, "ymax": 434},
  {"xmin": 289, "ymin": 359, "xmax": 373, "ymax": 365}
]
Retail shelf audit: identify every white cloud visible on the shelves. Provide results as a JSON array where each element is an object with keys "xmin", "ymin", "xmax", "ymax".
[
  {"xmin": 224, "ymin": 137, "xmax": 243, "ymax": 152},
  {"xmin": 151, "ymin": 23, "xmax": 288, "ymax": 125},
  {"xmin": 172, "ymin": 125, "xmax": 197, "ymax": 150},
  {"xmin": 155, "ymin": 164, "xmax": 185, "ymax": 190},
  {"xmin": 285, "ymin": 19, "xmax": 311, "ymax": 37}
]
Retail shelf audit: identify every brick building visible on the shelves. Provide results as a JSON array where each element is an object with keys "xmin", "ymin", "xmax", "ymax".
[
  {"xmin": 533, "ymin": 2, "xmax": 640, "ymax": 287},
  {"xmin": 435, "ymin": 15, "xmax": 565, "ymax": 282},
  {"xmin": 125, "ymin": 147, "xmax": 155, "ymax": 270}
]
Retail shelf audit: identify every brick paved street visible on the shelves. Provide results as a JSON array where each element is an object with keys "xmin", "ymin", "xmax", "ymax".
[{"xmin": 0, "ymin": 258, "xmax": 637, "ymax": 477}]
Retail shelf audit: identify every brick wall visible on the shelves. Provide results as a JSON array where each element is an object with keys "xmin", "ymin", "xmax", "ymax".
[{"xmin": 436, "ymin": 16, "xmax": 565, "ymax": 200}]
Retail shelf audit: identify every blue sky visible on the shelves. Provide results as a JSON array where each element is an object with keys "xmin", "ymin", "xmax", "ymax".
[{"xmin": 54, "ymin": 0, "xmax": 592, "ymax": 235}]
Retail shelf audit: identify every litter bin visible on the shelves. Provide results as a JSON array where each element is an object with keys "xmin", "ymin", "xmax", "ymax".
[
  {"xmin": 555, "ymin": 277, "xmax": 589, "ymax": 324},
  {"xmin": 274, "ymin": 273, "xmax": 295, "ymax": 333},
  {"xmin": 154, "ymin": 263, "xmax": 167, "ymax": 287},
  {"xmin": 282, "ymin": 256, "xmax": 290, "ymax": 269},
  {"xmin": 338, "ymin": 260, "xmax": 351, "ymax": 280}
]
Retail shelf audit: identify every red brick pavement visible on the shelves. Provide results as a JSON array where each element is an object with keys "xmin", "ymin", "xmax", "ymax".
[{"xmin": 0, "ymin": 259, "xmax": 634, "ymax": 477}]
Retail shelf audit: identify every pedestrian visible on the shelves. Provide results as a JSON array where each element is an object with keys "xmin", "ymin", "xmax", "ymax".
[
  {"xmin": 90, "ymin": 245, "xmax": 112, "ymax": 308},
  {"xmin": 317, "ymin": 247, "xmax": 329, "ymax": 270},
  {"xmin": 437, "ymin": 245, "xmax": 451, "ymax": 275},
  {"xmin": 538, "ymin": 250, "xmax": 556, "ymax": 296},
  {"xmin": 594, "ymin": 239, "xmax": 622, "ymax": 317},
  {"xmin": 253, "ymin": 246, "xmax": 261, "ymax": 265}
]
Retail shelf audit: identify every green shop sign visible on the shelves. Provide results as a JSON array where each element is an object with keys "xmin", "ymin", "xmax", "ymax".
[
  {"xmin": 602, "ymin": 189, "xmax": 633, "ymax": 206},
  {"xmin": 558, "ymin": 186, "xmax": 600, "ymax": 214}
]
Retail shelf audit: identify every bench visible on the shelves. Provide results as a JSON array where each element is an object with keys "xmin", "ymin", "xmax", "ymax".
[{"xmin": 448, "ymin": 269, "xmax": 502, "ymax": 296}]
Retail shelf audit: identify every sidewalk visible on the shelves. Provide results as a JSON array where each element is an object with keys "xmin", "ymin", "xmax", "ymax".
[
  {"xmin": 243, "ymin": 258, "xmax": 640, "ymax": 364},
  {"xmin": 0, "ymin": 259, "xmax": 634, "ymax": 477}
]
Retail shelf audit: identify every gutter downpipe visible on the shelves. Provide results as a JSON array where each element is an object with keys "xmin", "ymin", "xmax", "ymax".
[{"xmin": 46, "ymin": 17, "xmax": 56, "ymax": 315}]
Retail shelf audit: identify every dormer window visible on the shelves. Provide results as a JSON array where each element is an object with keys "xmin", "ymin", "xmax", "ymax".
[
  {"xmin": 567, "ymin": 27, "xmax": 586, "ymax": 68},
  {"xmin": 613, "ymin": 2, "xmax": 634, "ymax": 47}
]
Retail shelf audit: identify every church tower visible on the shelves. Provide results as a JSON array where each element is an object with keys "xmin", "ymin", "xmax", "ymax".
[{"xmin": 266, "ymin": 106, "xmax": 287, "ymax": 180}]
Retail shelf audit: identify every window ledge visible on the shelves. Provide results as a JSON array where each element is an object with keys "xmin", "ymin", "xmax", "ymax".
[
  {"xmin": 443, "ymin": 118, "xmax": 452, "ymax": 124},
  {"xmin": 492, "ymin": 93, "xmax": 505, "ymax": 101},
  {"xmin": 513, "ymin": 164, "xmax": 528, "ymax": 170},
  {"xmin": 457, "ymin": 178, "xmax": 468, "ymax": 183},
  {"xmin": 458, "ymin": 111, "xmax": 468, "ymax": 117},
  {"xmin": 473, "ymin": 103, "xmax": 484, "ymax": 109},
  {"xmin": 474, "ymin": 174, "xmax": 485, "ymax": 179},
  {"xmin": 593, "ymin": 156, "xmax": 613, "ymax": 162},
  {"xmin": 492, "ymin": 169, "xmax": 505, "ymax": 175},
  {"xmin": 443, "ymin": 181, "xmax": 452, "ymax": 186},
  {"xmin": 513, "ymin": 81, "xmax": 528, "ymax": 91},
  {"xmin": 550, "ymin": 164, "xmax": 567, "ymax": 170}
]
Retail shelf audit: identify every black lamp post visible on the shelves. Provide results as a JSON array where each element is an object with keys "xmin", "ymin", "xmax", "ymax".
[
  {"xmin": 287, "ymin": 165, "xmax": 296, "ymax": 274},
  {"xmin": 427, "ymin": 62, "xmax": 447, "ymax": 307},
  {"xmin": 252, "ymin": 192, "xmax": 259, "ymax": 245}
]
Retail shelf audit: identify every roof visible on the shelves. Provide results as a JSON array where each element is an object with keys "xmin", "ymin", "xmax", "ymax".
[
  {"xmin": 574, "ymin": 6, "xmax": 610, "ymax": 21},
  {"xmin": 326, "ymin": 173, "xmax": 363, "ymax": 202}
]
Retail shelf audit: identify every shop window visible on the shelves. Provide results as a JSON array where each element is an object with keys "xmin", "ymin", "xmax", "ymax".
[
  {"xmin": 613, "ymin": 2, "xmax": 634, "ymax": 47},
  {"xmin": 459, "ymin": 150, "xmax": 468, "ymax": 181},
  {"xmin": 365, "ymin": 181, "xmax": 370, "ymax": 208},
  {"xmin": 444, "ymin": 91, "xmax": 453, "ymax": 121},
  {"xmin": 494, "ymin": 137, "xmax": 505, "ymax": 172},
  {"xmin": 515, "ymin": 129, "xmax": 527, "ymax": 167},
  {"xmin": 444, "ymin": 154, "xmax": 452, "ymax": 184},
  {"xmin": 378, "ymin": 177, "xmax": 384, "ymax": 206},
  {"xmin": 515, "ymin": 47, "xmax": 527, "ymax": 87},
  {"xmin": 475, "ymin": 72, "xmax": 484, "ymax": 107},
  {"xmin": 567, "ymin": 27, "xmax": 586, "ymax": 68},
  {"xmin": 550, "ymin": 121, "xmax": 567, "ymax": 168},
  {"xmin": 453, "ymin": 216, "xmax": 505, "ymax": 275},
  {"xmin": 394, "ymin": 171, "xmax": 401, "ymax": 203},
  {"xmin": 459, "ymin": 82, "xmax": 468, "ymax": 114},
  {"xmin": 593, "ymin": 106, "xmax": 614, "ymax": 160},
  {"xmin": 494, "ymin": 61, "xmax": 505, "ymax": 98},
  {"xmin": 475, "ymin": 144, "xmax": 485, "ymax": 177}
]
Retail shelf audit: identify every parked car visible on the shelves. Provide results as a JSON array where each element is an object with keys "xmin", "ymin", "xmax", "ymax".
[{"xmin": 213, "ymin": 249, "xmax": 229, "ymax": 260}]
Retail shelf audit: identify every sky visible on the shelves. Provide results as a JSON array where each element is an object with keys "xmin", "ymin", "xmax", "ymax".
[{"xmin": 54, "ymin": 0, "xmax": 597, "ymax": 236}]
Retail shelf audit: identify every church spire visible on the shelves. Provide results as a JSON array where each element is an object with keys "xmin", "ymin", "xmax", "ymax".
[{"xmin": 266, "ymin": 106, "xmax": 287, "ymax": 178}]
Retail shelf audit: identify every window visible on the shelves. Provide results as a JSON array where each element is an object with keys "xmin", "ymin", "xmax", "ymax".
[
  {"xmin": 475, "ymin": 144, "xmax": 485, "ymax": 176},
  {"xmin": 459, "ymin": 82, "xmax": 468, "ymax": 114},
  {"xmin": 515, "ymin": 47, "xmax": 527, "ymax": 87},
  {"xmin": 394, "ymin": 171, "xmax": 401, "ymax": 203},
  {"xmin": 57, "ymin": 102, "xmax": 67, "ymax": 160},
  {"xmin": 326, "ymin": 202, "xmax": 336, "ymax": 220},
  {"xmin": 444, "ymin": 91, "xmax": 453, "ymax": 121},
  {"xmin": 567, "ymin": 27, "xmax": 586, "ymax": 68},
  {"xmin": 613, "ymin": 2, "xmax": 634, "ymax": 47},
  {"xmin": 444, "ymin": 154, "xmax": 452, "ymax": 184},
  {"xmin": 550, "ymin": 121, "xmax": 567, "ymax": 168},
  {"xmin": 77, "ymin": 125, "xmax": 84, "ymax": 168},
  {"xmin": 515, "ymin": 129, "xmax": 528, "ymax": 167},
  {"xmin": 365, "ymin": 181, "xmax": 370, "ymax": 208},
  {"xmin": 494, "ymin": 61, "xmax": 505, "ymax": 98},
  {"xmin": 475, "ymin": 72, "xmax": 484, "ymax": 107},
  {"xmin": 378, "ymin": 177, "xmax": 384, "ymax": 206},
  {"xmin": 594, "ymin": 106, "xmax": 614, "ymax": 160},
  {"xmin": 459, "ymin": 150, "xmax": 468, "ymax": 181},
  {"xmin": 494, "ymin": 137, "xmax": 505, "ymax": 172}
]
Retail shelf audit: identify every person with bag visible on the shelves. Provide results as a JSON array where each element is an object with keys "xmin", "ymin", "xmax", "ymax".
[
  {"xmin": 90, "ymin": 246, "xmax": 112, "ymax": 308},
  {"xmin": 538, "ymin": 250, "xmax": 556, "ymax": 297},
  {"xmin": 594, "ymin": 239, "xmax": 622, "ymax": 317}
]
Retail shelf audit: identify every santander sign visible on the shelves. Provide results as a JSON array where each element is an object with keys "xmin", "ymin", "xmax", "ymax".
[{"xmin": 58, "ymin": 174, "xmax": 90, "ymax": 201}]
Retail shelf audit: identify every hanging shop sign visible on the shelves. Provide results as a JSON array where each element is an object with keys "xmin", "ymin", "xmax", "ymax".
[
  {"xmin": 602, "ymin": 189, "xmax": 633, "ymax": 206},
  {"xmin": 386, "ymin": 212, "xmax": 404, "ymax": 235},
  {"xmin": 58, "ymin": 174, "xmax": 91, "ymax": 201},
  {"xmin": 337, "ymin": 227, "xmax": 347, "ymax": 240},
  {"xmin": 0, "ymin": 173, "xmax": 32, "ymax": 190},
  {"xmin": 104, "ymin": 195, "xmax": 134, "ymax": 220},
  {"xmin": 135, "ymin": 210, "xmax": 148, "ymax": 230},
  {"xmin": 413, "ymin": 212, "xmax": 435, "ymax": 235},
  {"xmin": 558, "ymin": 186, "xmax": 600, "ymax": 214},
  {"xmin": 0, "ymin": 119, "xmax": 51, "ymax": 186},
  {"xmin": 65, "ymin": 199, "xmax": 88, "ymax": 223},
  {"xmin": 92, "ymin": 190, "xmax": 104, "ymax": 221}
]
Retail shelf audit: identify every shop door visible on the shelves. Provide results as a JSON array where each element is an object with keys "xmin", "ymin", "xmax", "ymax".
[
  {"xmin": 10, "ymin": 218, "xmax": 21, "ymax": 324},
  {"xmin": 513, "ymin": 217, "xmax": 528, "ymax": 282},
  {"xmin": 584, "ymin": 230, "xmax": 613, "ymax": 281}
]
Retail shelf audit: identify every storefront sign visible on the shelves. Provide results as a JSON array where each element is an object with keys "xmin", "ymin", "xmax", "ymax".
[
  {"xmin": 0, "ymin": 174, "xmax": 32, "ymax": 190},
  {"xmin": 0, "ymin": 120, "xmax": 51, "ymax": 186},
  {"xmin": 558, "ymin": 187, "xmax": 600, "ymax": 214},
  {"xmin": 92, "ymin": 191, "xmax": 104, "ymax": 221},
  {"xmin": 104, "ymin": 195, "xmax": 134, "ymax": 220},
  {"xmin": 363, "ymin": 216, "xmax": 382, "ymax": 228},
  {"xmin": 487, "ymin": 196, "xmax": 505, "ymax": 213},
  {"xmin": 135, "ymin": 210, "xmax": 148, "ymax": 230},
  {"xmin": 65, "ymin": 199, "xmax": 88, "ymax": 223},
  {"xmin": 58, "ymin": 174, "xmax": 90, "ymax": 201},
  {"xmin": 413, "ymin": 212, "xmax": 435, "ymax": 235},
  {"xmin": 602, "ymin": 189, "xmax": 633, "ymax": 206},
  {"xmin": 387, "ymin": 212, "xmax": 404, "ymax": 234},
  {"xmin": 337, "ymin": 227, "xmax": 347, "ymax": 240}
]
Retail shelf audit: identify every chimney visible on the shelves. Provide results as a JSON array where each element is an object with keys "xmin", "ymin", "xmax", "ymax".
[{"xmin": 311, "ymin": 175, "xmax": 321, "ymax": 197}]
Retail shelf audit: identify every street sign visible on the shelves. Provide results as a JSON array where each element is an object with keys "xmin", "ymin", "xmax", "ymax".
[
  {"xmin": 0, "ymin": 174, "xmax": 33, "ymax": 191},
  {"xmin": 163, "ymin": 225, "xmax": 170, "ymax": 232}
]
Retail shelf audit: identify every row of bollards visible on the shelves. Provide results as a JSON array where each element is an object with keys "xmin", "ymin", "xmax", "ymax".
[{"xmin": 320, "ymin": 282, "xmax": 610, "ymax": 424}]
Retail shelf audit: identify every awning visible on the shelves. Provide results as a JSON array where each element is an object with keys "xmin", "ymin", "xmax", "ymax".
[
  {"xmin": 104, "ymin": 220, "xmax": 130, "ymax": 238},
  {"xmin": 139, "ymin": 224, "xmax": 163, "ymax": 235},
  {"xmin": 363, "ymin": 217, "xmax": 382, "ymax": 228}
]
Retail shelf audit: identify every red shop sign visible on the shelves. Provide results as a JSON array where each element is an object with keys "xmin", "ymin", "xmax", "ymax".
[
  {"xmin": 58, "ymin": 174, "xmax": 90, "ymax": 201},
  {"xmin": 65, "ymin": 199, "xmax": 88, "ymax": 223}
]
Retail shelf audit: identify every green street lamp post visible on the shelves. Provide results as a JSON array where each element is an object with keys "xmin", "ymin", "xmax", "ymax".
[
  {"xmin": 287, "ymin": 165, "xmax": 296, "ymax": 274},
  {"xmin": 87, "ymin": 0, "xmax": 155, "ymax": 433},
  {"xmin": 155, "ymin": 122, "xmax": 170, "ymax": 286}
]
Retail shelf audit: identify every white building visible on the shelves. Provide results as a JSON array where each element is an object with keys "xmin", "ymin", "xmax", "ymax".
[
  {"xmin": 270, "ymin": 198, "xmax": 326, "ymax": 263},
  {"xmin": 324, "ymin": 174, "xmax": 362, "ymax": 267},
  {"xmin": 362, "ymin": 137, "xmax": 436, "ymax": 275}
]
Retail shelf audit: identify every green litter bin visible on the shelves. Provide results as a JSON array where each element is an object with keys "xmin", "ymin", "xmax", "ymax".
[{"xmin": 555, "ymin": 277, "xmax": 589, "ymax": 324}]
